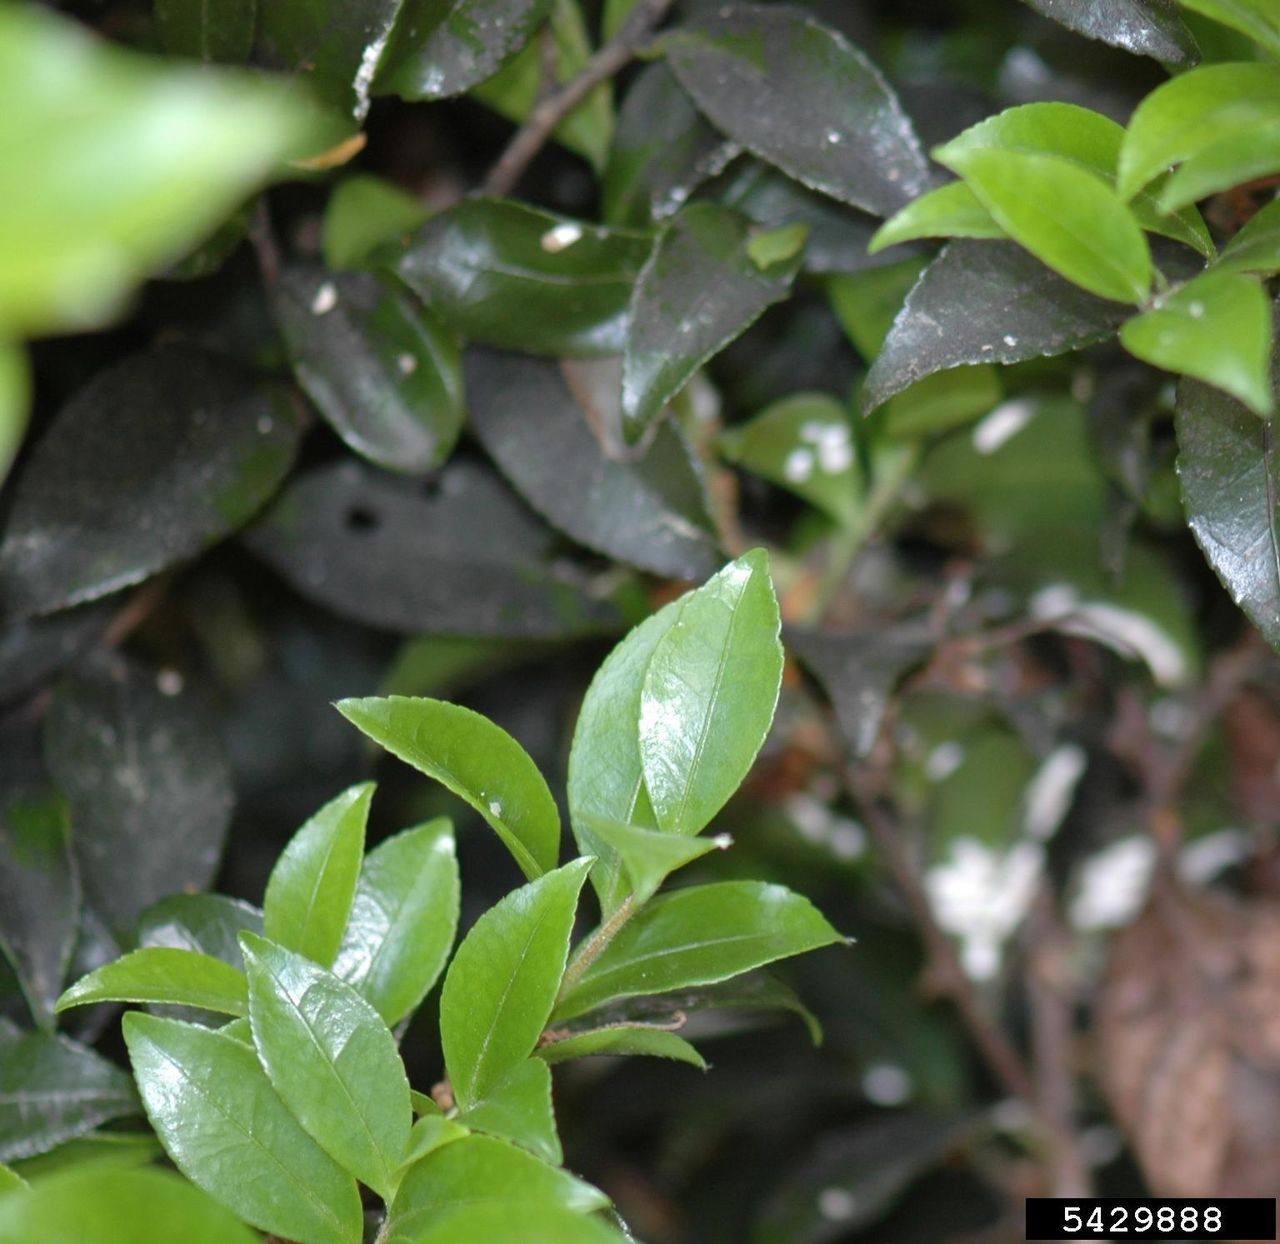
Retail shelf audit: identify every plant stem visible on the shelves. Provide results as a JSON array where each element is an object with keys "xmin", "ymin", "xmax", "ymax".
[
  {"xmin": 558, "ymin": 895, "xmax": 636, "ymax": 1000},
  {"xmin": 480, "ymin": 0, "xmax": 676, "ymax": 197}
]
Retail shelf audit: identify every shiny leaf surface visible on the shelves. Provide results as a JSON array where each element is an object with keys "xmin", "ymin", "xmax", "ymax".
[
  {"xmin": 457, "ymin": 1057, "xmax": 561, "ymax": 1164},
  {"xmin": 1019, "ymin": 0, "xmax": 1197, "ymax": 62},
  {"xmin": 56, "ymin": 949, "xmax": 247, "ymax": 1017},
  {"xmin": 537, "ymin": 1023, "xmax": 706, "ymax": 1068}
]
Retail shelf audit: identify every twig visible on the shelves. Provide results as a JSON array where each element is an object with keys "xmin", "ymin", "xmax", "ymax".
[
  {"xmin": 480, "ymin": 0, "xmax": 676, "ymax": 196},
  {"xmin": 559, "ymin": 895, "xmax": 636, "ymax": 998},
  {"xmin": 247, "ymin": 197, "xmax": 280, "ymax": 289}
]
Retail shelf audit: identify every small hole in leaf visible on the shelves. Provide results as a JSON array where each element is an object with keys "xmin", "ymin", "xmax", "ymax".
[{"xmin": 345, "ymin": 505, "xmax": 380, "ymax": 533}]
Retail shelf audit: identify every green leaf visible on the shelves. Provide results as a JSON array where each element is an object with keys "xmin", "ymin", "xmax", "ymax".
[
  {"xmin": 472, "ymin": 0, "xmax": 614, "ymax": 172},
  {"xmin": 828, "ymin": 258, "xmax": 929, "ymax": 360},
  {"xmin": 1019, "ymin": 0, "xmax": 1197, "ymax": 61},
  {"xmin": 43, "ymin": 651, "xmax": 234, "ymax": 939},
  {"xmin": 322, "ymin": 175, "xmax": 429, "ymax": 270},
  {"xmin": 552, "ymin": 881, "xmax": 843, "ymax": 1023},
  {"xmin": 240, "ymin": 934, "xmax": 412, "ymax": 1199},
  {"xmin": 1216, "ymin": 198, "xmax": 1280, "ymax": 276},
  {"xmin": 746, "ymin": 222, "xmax": 809, "ymax": 270},
  {"xmin": 0, "ymin": 1165, "xmax": 263, "ymax": 1244},
  {"xmin": 4, "ymin": 1132, "xmax": 161, "ymax": 1182},
  {"xmin": 273, "ymin": 266, "xmax": 464, "ymax": 474},
  {"xmin": 1156, "ymin": 117, "xmax": 1280, "ymax": 212},
  {"xmin": 122, "ymin": 1013, "xmax": 363, "ymax": 1244},
  {"xmin": 385, "ymin": 1134, "xmax": 607, "ymax": 1239},
  {"xmin": 718, "ymin": 393, "xmax": 861, "ymax": 526},
  {"xmin": 336, "ymin": 697, "xmax": 560, "ymax": 880},
  {"xmin": 394, "ymin": 199, "xmax": 652, "ymax": 357},
  {"xmin": 578, "ymin": 816, "xmax": 728, "ymax": 908},
  {"xmin": 154, "ymin": 0, "xmax": 256, "ymax": 62},
  {"xmin": 0, "ymin": 5, "xmax": 314, "ymax": 337},
  {"xmin": 622, "ymin": 203, "xmax": 802, "ymax": 441},
  {"xmin": 639, "ymin": 548, "xmax": 783, "ymax": 835},
  {"xmin": 401, "ymin": 1114, "xmax": 468, "ymax": 1167},
  {"xmin": 0, "ymin": 343, "xmax": 28, "ymax": 487},
  {"xmin": 0, "ymin": 1163, "xmax": 25, "ymax": 1196},
  {"xmin": 939, "ymin": 148, "xmax": 1151, "ymax": 304},
  {"xmin": 877, "ymin": 365, "xmax": 1003, "ymax": 439},
  {"xmin": 55, "ymin": 949, "xmax": 247, "ymax": 1017},
  {"xmin": 440, "ymin": 860, "xmax": 592, "ymax": 1109},
  {"xmin": 661, "ymin": 4, "xmax": 929, "ymax": 216},
  {"xmin": 393, "ymin": 1201, "xmax": 626, "ymax": 1244},
  {"xmin": 0, "ymin": 789, "xmax": 77, "ymax": 1030},
  {"xmin": 537, "ymin": 1024, "xmax": 706, "ymax": 1068},
  {"xmin": 458, "ymin": 1057, "xmax": 561, "ymax": 1164},
  {"xmin": 263, "ymin": 782, "xmax": 372, "ymax": 968},
  {"xmin": 870, "ymin": 181, "xmax": 1005, "ymax": 252},
  {"xmin": 1118, "ymin": 63, "xmax": 1280, "ymax": 202},
  {"xmin": 378, "ymin": 0, "xmax": 554, "ymax": 100},
  {"xmin": 465, "ymin": 350, "xmax": 722, "ymax": 581},
  {"xmin": 1172, "ymin": 0, "xmax": 1280, "ymax": 58},
  {"xmin": 860, "ymin": 241, "xmax": 1127, "ymax": 412},
  {"xmin": 0, "ymin": 1022, "xmax": 138, "ymax": 1163},
  {"xmin": 1176, "ymin": 355, "xmax": 1280, "ymax": 650},
  {"xmin": 1121, "ymin": 271, "xmax": 1274, "ymax": 415},
  {"xmin": 333, "ymin": 819, "xmax": 460, "ymax": 1026},
  {"xmin": 0, "ymin": 346, "xmax": 299, "ymax": 622},
  {"xmin": 136, "ymin": 893, "xmax": 264, "ymax": 968}
]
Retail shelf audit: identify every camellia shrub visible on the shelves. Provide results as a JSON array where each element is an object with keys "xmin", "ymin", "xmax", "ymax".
[{"xmin": 3, "ymin": 0, "xmax": 1280, "ymax": 1240}]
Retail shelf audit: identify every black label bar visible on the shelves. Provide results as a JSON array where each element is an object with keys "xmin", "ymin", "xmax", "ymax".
[{"xmin": 1025, "ymin": 1197, "xmax": 1277, "ymax": 1240}]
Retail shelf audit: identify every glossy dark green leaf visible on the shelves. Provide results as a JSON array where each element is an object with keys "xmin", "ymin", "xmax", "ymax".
[
  {"xmin": 337, "ymin": 697, "xmax": 559, "ymax": 880},
  {"xmin": 377, "ymin": 0, "xmax": 554, "ymax": 100},
  {"xmin": 0, "ymin": 347, "xmax": 298, "ymax": 622},
  {"xmin": 322, "ymin": 174, "xmax": 428, "ymax": 270},
  {"xmin": 1176, "ymin": 352, "xmax": 1280, "ymax": 649},
  {"xmin": 136, "ymin": 894, "xmax": 263, "ymax": 968},
  {"xmin": 0, "ymin": 1164, "xmax": 262, "ymax": 1244},
  {"xmin": 385, "ymin": 1133, "xmax": 607, "ymax": 1239},
  {"xmin": 457, "ymin": 1057, "xmax": 560, "ymax": 1164},
  {"xmin": 2, "ymin": 1131, "xmax": 160, "ymax": 1181},
  {"xmin": 394, "ymin": 199, "xmax": 652, "ymax": 356},
  {"xmin": 389, "ymin": 1200, "xmax": 625, "ymax": 1244},
  {"xmin": 0, "ymin": 604, "xmax": 110, "ymax": 706},
  {"xmin": 662, "ymin": 4, "xmax": 929, "ymax": 217},
  {"xmin": 940, "ymin": 148, "xmax": 1150, "ymax": 304},
  {"xmin": 860, "ymin": 241, "xmax": 1126, "ymax": 412},
  {"xmin": 465, "ymin": 349, "xmax": 722, "ymax": 580},
  {"xmin": 263, "ymin": 782, "xmax": 372, "ymax": 968},
  {"xmin": 553, "ymin": 881, "xmax": 843, "ymax": 1023},
  {"xmin": 0, "ymin": 1020, "xmax": 138, "ymax": 1162},
  {"xmin": 246, "ymin": 458, "xmax": 621, "ymax": 637},
  {"xmin": 537, "ymin": 1023, "xmax": 705, "ymax": 1068},
  {"xmin": 440, "ymin": 861, "xmax": 592, "ymax": 1109},
  {"xmin": 1216, "ymin": 198, "xmax": 1280, "ymax": 277},
  {"xmin": 154, "ymin": 0, "xmax": 255, "ymax": 62},
  {"xmin": 274, "ymin": 266, "xmax": 463, "ymax": 474},
  {"xmin": 1172, "ymin": 0, "xmax": 1280, "ymax": 57},
  {"xmin": 1019, "ymin": 0, "xmax": 1197, "ymax": 62},
  {"xmin": 639, "ymin": 548, "xmax": 783, "ymax": 835},
  {"xmin": 56, "ymin": 949, "xmax": 247, "ymax": 1017},
  {"xmin": 334, "ymin": 819, "xmax": 459, "ymax": 1025},
  {"xmin": 43, "ymin": 652, "xmax": 234, "ymax": 939},
  {"xmin": 241, "ymin": 935, "xmax": 411, "ymax": 1198},
  {"xmin": 870, "ymin": 181, "xmax": 1004, "ymax": 251},
  {"xmin": 622, "ymin": 203, "xmax": 801, "ymax": 441},
  {"xmin": 578, "ymin": 815, "xmax": 727, "ymax": 908},
  {"xmin": 0, "ymin": 790, "xmax": 77, "ymax": 1030},
  {"xmin": 257, "ymin": 0, "xmax": 400, "ymax": 122},
  {"xmin": 603, "ymin": 63, "xmax": 734, "ymax": 228},
  {"xmin": 122, "ymin": 1013, "xmax": 362, "ymax": 1244},
  {"xmin": 1121, "ymin": 271, "xmax": 1273, "ymax": 414},
  {"xmin": 1118, "ymin": 64, "xmax": 1280, "ymax": 202}
]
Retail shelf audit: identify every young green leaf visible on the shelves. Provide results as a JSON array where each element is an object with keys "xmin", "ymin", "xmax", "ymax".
[
  {"xmin": 0, "ymin": 1165, "xmax": 262, "ymax": 1244},
  {"xmin": 0, "ymin": 1162, "xmax": 25, "ymax": 1196},
  {"xmin": 336, "ymin": 697, "xmax": 560, "ymax": 880},
  {"xmin": 322, "ymin": 174, "xmax": 428, "ymax": 270},
  {"xmin": 393, "ymin": 199, "xmax": 652, "ymax": 357},
  {"xmin": 263, "ymin": 782, "xmax": 371, "ymax": 968},
  {"xmin": 401, "ymin": 1115, "xmax": 469, "ymax": 1169},
  {"xmin": 661, "ymin": 4, "xmax": 929, "ymax": 216},
  {"xmin": 1121, "ymin": 271, "xmax": 1274, "ymax": 415},
  {"xmin": 440, "ymin": 860, "xmax": 592, "ymax": 1109},
  {"xmin": 939, "ymin": 148, "xmax": 1151, "ymax": 304},
  {"xmin": 457, "ymin": 1058, "xmax": 562, "ymax": 1164},
  {"xmin": 1118, "ymin": 63, "xmax": 1280, "ymax": 202},
  {"xmin": 621, "ymin": 203, "xmax": 802, "ymax": 442},
  {"xmin": 122, "ymin": 1013, "xmax": 362, "ymax": 1244},
  {"xmin": 55, "ymin": 948, "xmax": 247, "ymax": 1017},
  {"xmin": 537, "ymin": 1024, "xmax": 706, "ymax": 1069},
  {"xmin": 391, "ymin": 1200, "xmax": 626, "ymax": 1244},
  {"xmin": 639, "ymin": 548, "xmax": 783, "ymax": 835},
  {"xmin": 0, "ymin": 1021, "xmax": 138, "ymax": 1163},
  {"xmin": 1216, "ymin": 198, "xmax": 1280, "ymax": 277},
  {"xmin": 240, "ymin": 934, "xmax": 412, "ymax": 1199},
  {"xmin": 1156, "ymin": 119, "xmax": 1280, "ymax": 213},
  {"xmin": 552, "ymin": 881, "xmax": 843, "ymax": 1023},
  {"xmin": 385, "ymin": 1133, "xmax": 607, "ymax": 1239},
  {"xmin": 877, "ymin": 365, "xmax": 1003, "ymax": 439},
  {"xmin": 1171, "ymin": 0, "xmax": 1280, "ymax": 58},
  {"xmin": 273, "ymin": 266, "xmax": 464, "ymax": 475},
  {"xmin": 333, "ymin": 819, "xmax": 460, "ymax": 1026},
  {"xmin": 579, "ymin": 816, "xmax": 728, "ymax": 908},
  {"xmin": 869, "ymin": 181, "xmax": 1005, "ymax": 252}
]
